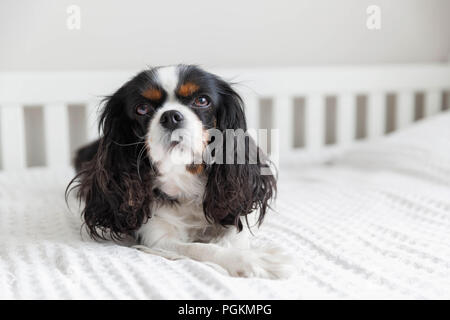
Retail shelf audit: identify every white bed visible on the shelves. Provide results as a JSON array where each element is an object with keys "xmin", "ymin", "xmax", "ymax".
[
  {"xmin": 1, "ymin": 65, "xmax": 450, "ymax": 299},
  {"xmin": 0, "ymin": 111, "xmax": 449, "ymax": 299}
]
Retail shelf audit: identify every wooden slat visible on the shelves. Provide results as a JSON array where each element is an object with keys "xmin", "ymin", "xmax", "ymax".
[
  {"xmin": 2, "ymin": 66, "xmax": 450, "ymax": 104},
  {"xmin": 425, "ymin": 90, "xmax": 441, "ymax": 116},
  {"xmin": 446, "ymin": 91, "xmax": 450, "ymax": 110},
  {"xmin": 0, "ymin": 104, "xmax": 26, "ymax": 170},
  {"xmin": 337, "ymin": 93, "xmax": 356, "ymax": 146},
  {"xmin": 272, "ymin": 96, "xmax": 293, "ymax": 153},
  {"xmin": 305, "ymin": 94, "xmax": 324, "ymax": 151},
  {"xmin": 86, "ymin": 101, "xmax": 100, "ymax": 142},
  {"xmin": 367, "ymin": 92, "xmax": 385, "ymax": 138},
  {"xmin": 396, "ymin": 91, "xmax": 415, "ymax": 130},
  {"xmin": 44, "ymin": 103, "xmax": 70, "ymax": 167}
]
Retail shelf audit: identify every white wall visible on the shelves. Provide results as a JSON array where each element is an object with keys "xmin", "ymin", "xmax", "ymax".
[{"xmin": 0, "ymin": 0, "xmax": 449, "ymax": 71}]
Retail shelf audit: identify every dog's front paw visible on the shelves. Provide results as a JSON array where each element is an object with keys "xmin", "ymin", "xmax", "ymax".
[{"xmin": 223, "ymin": 247, "xmax": 295, "ymax": 279}]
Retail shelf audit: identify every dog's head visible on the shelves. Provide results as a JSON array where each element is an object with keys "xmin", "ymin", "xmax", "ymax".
[{"xmin": 73, "ymin": 65, "xmax": 276, "ymax": 240}]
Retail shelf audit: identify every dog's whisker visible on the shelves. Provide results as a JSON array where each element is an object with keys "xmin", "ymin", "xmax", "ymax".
[{"xmin": 136, "ymin": 144, "xmax": 147, "ymax": 181}]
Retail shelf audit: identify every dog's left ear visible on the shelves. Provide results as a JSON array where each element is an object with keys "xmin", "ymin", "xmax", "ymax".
[{"xmin": 203, "ymin": 79, "xmax": 277, "ymax": 231}]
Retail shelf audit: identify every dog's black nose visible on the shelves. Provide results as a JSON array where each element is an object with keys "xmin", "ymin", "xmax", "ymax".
[{"xmin": 159, "ymin": 110, "xmax": 184, "ymax": 130}]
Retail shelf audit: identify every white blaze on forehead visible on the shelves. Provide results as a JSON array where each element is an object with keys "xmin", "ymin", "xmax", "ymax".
[{"xmin": 156, "ymin": 66, "xmax": 179, "ymax": 100}]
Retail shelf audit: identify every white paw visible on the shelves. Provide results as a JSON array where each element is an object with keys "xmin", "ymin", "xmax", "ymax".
[{"xmin": 222, "ymin": 246, "xmax": 296, "ymax": 279}]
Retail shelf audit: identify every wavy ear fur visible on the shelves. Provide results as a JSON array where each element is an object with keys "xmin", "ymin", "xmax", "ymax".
[
  {"xmin": 203, "ymin": 80, "xmax": 277, "ymax": 231},
  {"xmin": 68, "ymin": 85, "xmax": 154, "ymax": 241}
]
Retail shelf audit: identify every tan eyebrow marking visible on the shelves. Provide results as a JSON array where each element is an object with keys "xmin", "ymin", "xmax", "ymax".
[
  {"xmin": 178, "ymin": 82, "xmax": 200, "ymax": 97},
  {"xmin": 141, "ymin": 87, "xmax": 162, "ymax": 100},
  {"xmin": 186, "ymin": 164, "xmax": 204, "ymax": 175}
]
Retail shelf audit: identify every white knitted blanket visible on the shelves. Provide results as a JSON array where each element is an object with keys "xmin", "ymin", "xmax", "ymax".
[{"xmin": 1, "ymin": 111, "xmax": 449, "ymax": 299}]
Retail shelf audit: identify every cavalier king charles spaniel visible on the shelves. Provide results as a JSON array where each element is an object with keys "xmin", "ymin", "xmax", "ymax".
[{"xmin": 69, "ymin": 65, "xmax": 293, "ymax": 279}]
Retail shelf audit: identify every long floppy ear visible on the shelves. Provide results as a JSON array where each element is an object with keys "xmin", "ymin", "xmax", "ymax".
[
  {"xmin": 203, "ymin": 80, "xmax": 277, "ymax": 231},
  {"xmin": 68, "ymin": 85, "xmax": 154, "ymax": 241}
]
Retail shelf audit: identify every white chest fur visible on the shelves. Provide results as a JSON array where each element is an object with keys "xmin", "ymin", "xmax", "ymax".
[
  {"xmin": 138, "ymin": 198, "xmax": 228, "ymax": 246},
  {"xmin": 137, "ymin": 154, "xmax": 212, "ymax": 246},
  {"xmin": 156, "ymin": 157, "xmax": 206, "ymax": 203}
]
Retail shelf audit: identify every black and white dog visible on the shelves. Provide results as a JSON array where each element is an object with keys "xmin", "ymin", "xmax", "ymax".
[{"xmin": 69, "ymin": 65, "xmax": 292, "ymax": 279}]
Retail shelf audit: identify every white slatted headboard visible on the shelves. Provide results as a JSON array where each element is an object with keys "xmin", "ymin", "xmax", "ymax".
[{"xmin": 0, "ymin": 65, "xmax": 449, "ymax": 171}]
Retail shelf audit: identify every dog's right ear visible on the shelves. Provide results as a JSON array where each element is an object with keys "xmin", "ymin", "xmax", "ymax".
[{"xmin": 67, "ymin": 85, "xmax": 154, "ymax": 241}]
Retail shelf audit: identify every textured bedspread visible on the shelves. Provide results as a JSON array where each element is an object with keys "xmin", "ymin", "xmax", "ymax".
[{"xmin": 0, "ymin": 111, "xmax": 449, "ymax": 299}]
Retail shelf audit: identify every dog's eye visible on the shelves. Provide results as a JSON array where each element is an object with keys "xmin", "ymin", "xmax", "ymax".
[
  {"xmin": 193, "ymin": 96, "xmax": 211, "ymax": 108},
  {"xmin": 136, "ymin": 104, "xmax": 150, "ymax": 115}
]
